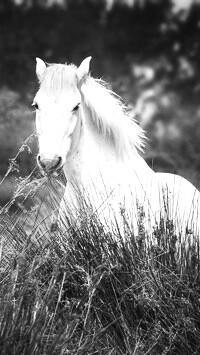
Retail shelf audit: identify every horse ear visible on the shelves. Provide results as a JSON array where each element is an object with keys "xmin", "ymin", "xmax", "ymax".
[
  {"xmin": 77, "ymin": 56, "xmax": 92, "ymax": 83},
  {"xmin": 36, "ymin": 57, "xmax": 46, "ymax": 82}
]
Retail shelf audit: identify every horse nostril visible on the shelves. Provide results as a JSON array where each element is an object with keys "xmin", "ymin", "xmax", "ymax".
[{"xmin": 37, "ymin": 154, "xmax": 62, "ymax": 172}]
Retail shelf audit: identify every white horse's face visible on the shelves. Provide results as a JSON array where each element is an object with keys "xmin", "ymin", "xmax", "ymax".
[
  {"xmin": 34, "ymin": 90, "xmax": 81, "ymax": 175},
  {"xmin": 34, "ymin": 57, "xmax": 91, "ymax": 175}
]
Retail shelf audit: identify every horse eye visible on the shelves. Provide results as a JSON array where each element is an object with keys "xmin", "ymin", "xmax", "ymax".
[
  {"xmin": 72, "ymin": 103, "xmax": 80, "ymax": 112},
  {"xmin": 32, "ymin": 102, "xmax": 39, "ymax": 110}
]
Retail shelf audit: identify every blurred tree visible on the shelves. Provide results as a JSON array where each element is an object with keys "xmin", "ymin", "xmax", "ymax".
[
  {"xmin": 13, "ymin": 0, "xmax": 67, "ymax": 8},
  {"xmin": 1, "ymin": 0, "xmax": 199, "ymax": 14}
]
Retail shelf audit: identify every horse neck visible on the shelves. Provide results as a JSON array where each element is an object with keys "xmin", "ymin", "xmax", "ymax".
[
  {"xmin": 63, "ymin": 120, "xmax": 110, "ymax": 180},
  {"xmin": 63, "ymin": 112, "xmax": 152, "ymax": 190},
  {"xmin": 63, "ymin": 114, "xmax": 84, "ymax": 182}
]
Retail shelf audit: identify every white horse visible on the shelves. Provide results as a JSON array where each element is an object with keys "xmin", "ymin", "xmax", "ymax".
[{"xmin": 33, "ymin": 56, "xmax": 200, "ymax": 240}]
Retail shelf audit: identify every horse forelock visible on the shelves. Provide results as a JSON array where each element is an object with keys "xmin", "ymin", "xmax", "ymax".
[{"xmin": 39, "ymin": 63, "xmax": 78, "ymax": 97}]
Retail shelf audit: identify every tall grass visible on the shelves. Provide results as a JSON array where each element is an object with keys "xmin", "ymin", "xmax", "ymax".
[{"xmin": 1, "ymin": 147, "xmax": 200, "ymax": 354}]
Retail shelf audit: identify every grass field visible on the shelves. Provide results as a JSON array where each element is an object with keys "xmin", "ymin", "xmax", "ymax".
[{"xmin": 1, "ymin": 154, "xmax": 200, "ymax": 355}]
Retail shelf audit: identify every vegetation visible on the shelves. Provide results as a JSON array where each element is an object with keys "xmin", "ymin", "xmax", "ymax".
[{"xmin": 0, "ymin": 149, "xmax": 200, "ymax": 354}]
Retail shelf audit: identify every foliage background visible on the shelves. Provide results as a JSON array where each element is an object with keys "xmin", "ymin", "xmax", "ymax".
[{"xmin": 1, "ymin": 0, "xmax": 200, "ymax": 204}]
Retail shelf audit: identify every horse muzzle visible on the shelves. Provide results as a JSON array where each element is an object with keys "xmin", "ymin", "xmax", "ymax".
[{"xmin": 37, "ymin": 154, "xmax": 63, "ymax": 176}]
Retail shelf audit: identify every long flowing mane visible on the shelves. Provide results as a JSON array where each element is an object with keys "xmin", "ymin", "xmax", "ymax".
[
  {"xmin": 38, "ymin": 63, "xmax": 146, "ymax": 159},
  {"xmin": 80, "ymin": 76, "xmax": 146, "ymax": 158}
]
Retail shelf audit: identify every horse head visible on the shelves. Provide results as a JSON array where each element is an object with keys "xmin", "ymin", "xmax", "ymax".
[{"xmin": 34, "ymin": 56, "xmax": 92, "ymax": 175}]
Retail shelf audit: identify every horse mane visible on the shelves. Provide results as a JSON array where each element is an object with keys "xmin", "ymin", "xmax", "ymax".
[
  {"xmin": 39, "ymin": 63, "xmax": 146, "ymax": 158},
  {"xmin": 39, "ymin": 63, "xmax": 78, "ymax": 97},
  {"xmin": 80, "ymin": 76, "xmax": 146, "ymax": 158}
]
